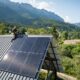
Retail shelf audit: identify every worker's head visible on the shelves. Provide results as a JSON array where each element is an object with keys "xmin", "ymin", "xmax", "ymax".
[{"xmin": 13, "ymin": 26, "xmax": 17, "ymax": 29}]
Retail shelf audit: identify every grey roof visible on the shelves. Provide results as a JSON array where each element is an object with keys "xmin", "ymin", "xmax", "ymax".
[
  {"xmin": 0, "ymin": 70, "xmax": 36, "ymax": 80},
  {"xmin": 0, "ymin": 36, "xmax": 12, "ymax": 61}
]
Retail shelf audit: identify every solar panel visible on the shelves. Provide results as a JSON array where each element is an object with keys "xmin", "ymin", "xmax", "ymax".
[{"xmin": 0, "ymin": 35, "xmax": 50, "ymax": 78}]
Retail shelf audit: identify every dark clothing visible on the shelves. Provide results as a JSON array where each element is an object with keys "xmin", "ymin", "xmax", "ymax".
[
  {"xmin": 11, "ymin": 27, "xmax": 18, "ymax": 42},
  {"xmin": 12, "ymin": 28, "xmax": 17, "ymax": 34},
  {"xmin": 11, "ymin": 33, "xmax": 18, "ymax": 42}
]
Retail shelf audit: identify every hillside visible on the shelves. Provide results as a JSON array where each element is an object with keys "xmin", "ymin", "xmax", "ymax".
[
  {"xmin": 75, "ymin": 23, "xmax": 80, "ymax": 27},
  {"xmin": 0, "ymin": 0, "xmax": 64, "ymax": 25},
  {"xmin": 0, "ymin": 0, "xmax": 80, "ymax": 32}
]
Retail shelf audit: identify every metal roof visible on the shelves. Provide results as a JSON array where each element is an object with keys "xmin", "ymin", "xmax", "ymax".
[{"xmin": 0, "ymin": 70, "xmax": 37, "ymax": 80}]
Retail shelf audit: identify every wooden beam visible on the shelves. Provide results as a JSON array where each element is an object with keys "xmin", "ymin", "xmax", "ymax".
[{"xmin": 57, "ymin": 72, "xmax": 77, "ymax": 80}]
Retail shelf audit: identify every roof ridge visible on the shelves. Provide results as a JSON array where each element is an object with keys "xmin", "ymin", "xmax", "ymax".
[{"xmin": 0, "ymin": 35, "xmax": 53, "ymax": 37}]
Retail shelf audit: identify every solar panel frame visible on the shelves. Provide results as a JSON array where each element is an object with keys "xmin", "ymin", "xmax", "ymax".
[
  {"xmin": 0, "ymin": 35, "xmax": 49, "ymax": 79},
  {"xmin": 35, "ymin": 38, "xmax": 51, "ymax": 79}
]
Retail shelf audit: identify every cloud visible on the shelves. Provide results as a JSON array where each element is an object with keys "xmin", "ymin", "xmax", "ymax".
[
  {"xmin": 64, "ymin": 16, "xmax": 71, "ymax": 22},
  {"xmin": 37, "ymin": 1, "xmax": 54, "ymax": 12}
]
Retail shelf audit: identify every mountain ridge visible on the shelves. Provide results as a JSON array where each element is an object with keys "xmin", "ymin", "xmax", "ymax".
[
  {"xmin": 75, "ymin": 23, "xmax": 80, "ymax": 27},
  {"xmin": 0, "ymin": 0, "xmax": 64, "ymax": 25}
]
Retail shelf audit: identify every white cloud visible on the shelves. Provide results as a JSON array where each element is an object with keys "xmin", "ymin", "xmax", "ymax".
[
  {"xmin": 63, "ymin": 16, "xmax": 71, "ymax": 23},
  {"xmin": 36, "ymin": 1, "xmax": 54, "ymax": 12}
]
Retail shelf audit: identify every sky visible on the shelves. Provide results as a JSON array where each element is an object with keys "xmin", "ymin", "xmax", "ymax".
[{"xmin": 10, "ymin": 0, "xmax": 80, "ymax": 23}]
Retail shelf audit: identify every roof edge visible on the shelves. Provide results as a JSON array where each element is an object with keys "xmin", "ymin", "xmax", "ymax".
[{"xmin": 0, "ymin": 35, "xmax": 53, "ymax": 38}]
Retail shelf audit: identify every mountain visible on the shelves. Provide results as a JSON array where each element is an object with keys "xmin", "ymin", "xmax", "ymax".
[
  {"xmin": 0, "ymin": 0, "xmax": 64, "ymax": 25},
  {"xmin": 75, "ymin": 23, "xmax": 80, "ymax": 27}
]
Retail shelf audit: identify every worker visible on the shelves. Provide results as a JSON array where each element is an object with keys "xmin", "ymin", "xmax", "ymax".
[{"xmin": 11, "ymin": 26, "xmax": 18, "ymax": 42}]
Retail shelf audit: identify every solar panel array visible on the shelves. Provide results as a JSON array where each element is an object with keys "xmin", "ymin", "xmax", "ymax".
[{"xmin": 0, "ymin": 35, "xmax": 50, "ymax": 79}]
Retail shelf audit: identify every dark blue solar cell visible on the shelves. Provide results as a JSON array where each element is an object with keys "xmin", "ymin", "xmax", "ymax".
[
  {"xmin": 31, "ymin": 37, "xmax": 50, "ymax": 53},
  {"xmin": 7, "ymin": 52, "xmax": 28, "ymax": 73},
  {"xmin": 21, "ymin": 38, "xmax": 38, "ymax": 52},
  {"xmin": 9, "ymin": 37, "xmax": 25, "ymax": 51},
  {"xmin": 0, "ymin": 51, "xmax": 16, "ymax": 70},
  {"xmin": 21, "ymin": 54, "xmax": 43, "ymax": 78}
]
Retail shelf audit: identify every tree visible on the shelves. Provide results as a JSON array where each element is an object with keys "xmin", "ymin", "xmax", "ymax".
[
  {"xmin": 50, "ymin": 26, "xmax": 59, "ymax": 39},
  {"xmin": 61, "ymin": 31, "xmax": 68, "ymax": 40}
]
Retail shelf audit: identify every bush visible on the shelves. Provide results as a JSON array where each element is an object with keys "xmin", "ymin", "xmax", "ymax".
[
  {"xmin": 39, "ymin": 70, "xmax": 47, "ymax": 80},
  {"xmin": 60, "ymin": 44, "xmax": 80, "ymax": 80}
]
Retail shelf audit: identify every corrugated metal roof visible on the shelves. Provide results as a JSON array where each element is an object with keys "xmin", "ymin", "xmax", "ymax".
[
  {"xmin": 0, "ymin": 36, "xmax": 12, "ymax": 61},
  {"xmin": 0, "ymin": 70, "xmax": 37, "ymax": 80}
]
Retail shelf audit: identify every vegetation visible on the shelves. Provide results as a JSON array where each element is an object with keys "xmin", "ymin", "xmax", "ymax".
[
  {"xmin": 0, "ymin": 22, "xmax": 80, "ymax": 80},
  {"xmin": 39, "ymin": 70, "xmax": 56, "ymax": 80},
  {"xmin": 59, "ymin": 44, "xmax": 80, "ymax": 78},
  {"xmin": 39, "ymin": 70, "xmax": 48, "ymax": 80}
]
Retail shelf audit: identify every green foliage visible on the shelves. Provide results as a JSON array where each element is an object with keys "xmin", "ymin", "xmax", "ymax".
[
  {"xmin": 61, "ymin": 31, "xmax": 68, "ymax": 40},
  {"xmin": 72, "ymin": 45, "xmax": 80, "ymax": 56},
  {"xmin": 61, "ymin": 56, "xmax": 80, "ymax": 79},
  {"xmin": 27, "ymin": 28, "xmax": 49, "ymax": 35},
  {"xmin": 19, "ymin": 27, "xmax": 26, "ymax": 34},
  {"xmin": 59, "ymin": 31, "xmax": 80, "ymax": 40},
  {"xmin": 60, "ymin": 44, "xmax": 80, "ymax": 79},
  {"xmin": 39, "ymin": 71, "xmax": 55, "ymax": 80},
  {"xmin": 61, "ymin": 44, "xmax": 80, "ymax": 58},
  {"xmin": 50, "ymin": 27, "xmax": 59, "ymax": 39},
  {"xmin": 39, "ymin": 71, "xmax": 47, "ymax": 80},
  {"xmin": 61, "ymin": 45, "xmax": 73, "ymax": 58},
  {"xmin": 0, "ymin": 23, "xmax": 13, "ymax": 34},
  {"xmin": 68, "ymin": 31, "xmax": 80, "ymax": 39}
]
